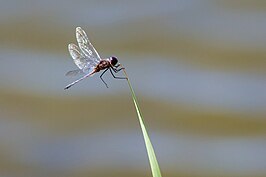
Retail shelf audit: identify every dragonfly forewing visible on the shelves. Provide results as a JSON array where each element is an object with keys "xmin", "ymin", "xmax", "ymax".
[{"xmin": 76, "ymin": 27, "xmax": 101, "ymax": 65}]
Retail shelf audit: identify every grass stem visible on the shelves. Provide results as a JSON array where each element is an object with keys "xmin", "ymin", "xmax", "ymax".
[{"xmin": 122, "ymin": 67, "xmax": 162, "ymax": 177}]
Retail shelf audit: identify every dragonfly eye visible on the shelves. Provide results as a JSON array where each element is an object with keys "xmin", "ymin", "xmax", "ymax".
[{"xmin": 110, "ymin": 56, "xmax": 118, "ymax": 66}]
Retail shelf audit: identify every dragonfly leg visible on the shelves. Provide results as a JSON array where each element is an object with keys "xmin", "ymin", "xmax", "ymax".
[
  {"xmin": 114, "ymin": 64, "xmax": 124, "ymax": 68},
  {"xmin": 109, "ymin": 68, "xmax": 127, "ymax": 79},
  {"xmin": 113, "ymin": 64, "xmax": 125, "ymax": 72},
  {"xmin": 113, "ymin": 67, "xmax": 124, "ymax": 73},
  {"xmin": 100, "ymin": 68, "xmax": 109, "ymax": 88},
  {"xmin": 111, "ymin": 65, "xmax": 125, "ymax": 73}
]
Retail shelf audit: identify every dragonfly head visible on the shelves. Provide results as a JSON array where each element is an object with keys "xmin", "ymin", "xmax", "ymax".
[{"xmin": 109, "ymin": 56, "xmax": 118, "ymax": 66}]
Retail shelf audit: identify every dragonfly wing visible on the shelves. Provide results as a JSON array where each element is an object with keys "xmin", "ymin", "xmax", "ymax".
[
  {"xmin": 76, "ymin": 27, "xmax": 101, "ymax": 65},
  {"xmin": 65, "ymin": 69, "xmax": 84, "ymax": 77},
  {"xmin": 68, "ymin": 43, "xmax": 94, "ymax": 73}
]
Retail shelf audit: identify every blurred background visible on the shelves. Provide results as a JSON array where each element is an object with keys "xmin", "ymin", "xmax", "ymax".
[{"xmin": 0, "ymin": 0, "xmax": 266, "ymax": 177}]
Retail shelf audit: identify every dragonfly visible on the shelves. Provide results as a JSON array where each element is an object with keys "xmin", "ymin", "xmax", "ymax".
[{"xmin": 64, "ymin": 27, "xmax": 126, "ymax": 90}]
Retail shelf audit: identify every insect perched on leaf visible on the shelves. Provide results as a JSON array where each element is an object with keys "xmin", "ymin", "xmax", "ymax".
[{"xmin": 64, "ymin": 27, "xmax": 126, "ymax": 90}]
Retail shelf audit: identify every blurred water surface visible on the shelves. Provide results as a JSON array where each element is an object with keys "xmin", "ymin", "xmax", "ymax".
[{"xmin": 0, "ymin": 1, "xmax": 266, "ymax": 177}]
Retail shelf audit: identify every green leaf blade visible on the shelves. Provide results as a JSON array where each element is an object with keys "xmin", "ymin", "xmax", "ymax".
[{"xmin": 123, "ymin": 68, "xmax": 162, "ymax": 177}]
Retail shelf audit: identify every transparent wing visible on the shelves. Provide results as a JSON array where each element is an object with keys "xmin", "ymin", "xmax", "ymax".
[
  {"xmin": 65, "ymin": 69, "xmax": 84, "ymax": 77},
  {"xmin": 68, "ymin": 43, "xmax": 94, "ymax": 73},
  {"xmin": 76, "ymin": 27, "xmax": 101, "ymax": 65}
]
